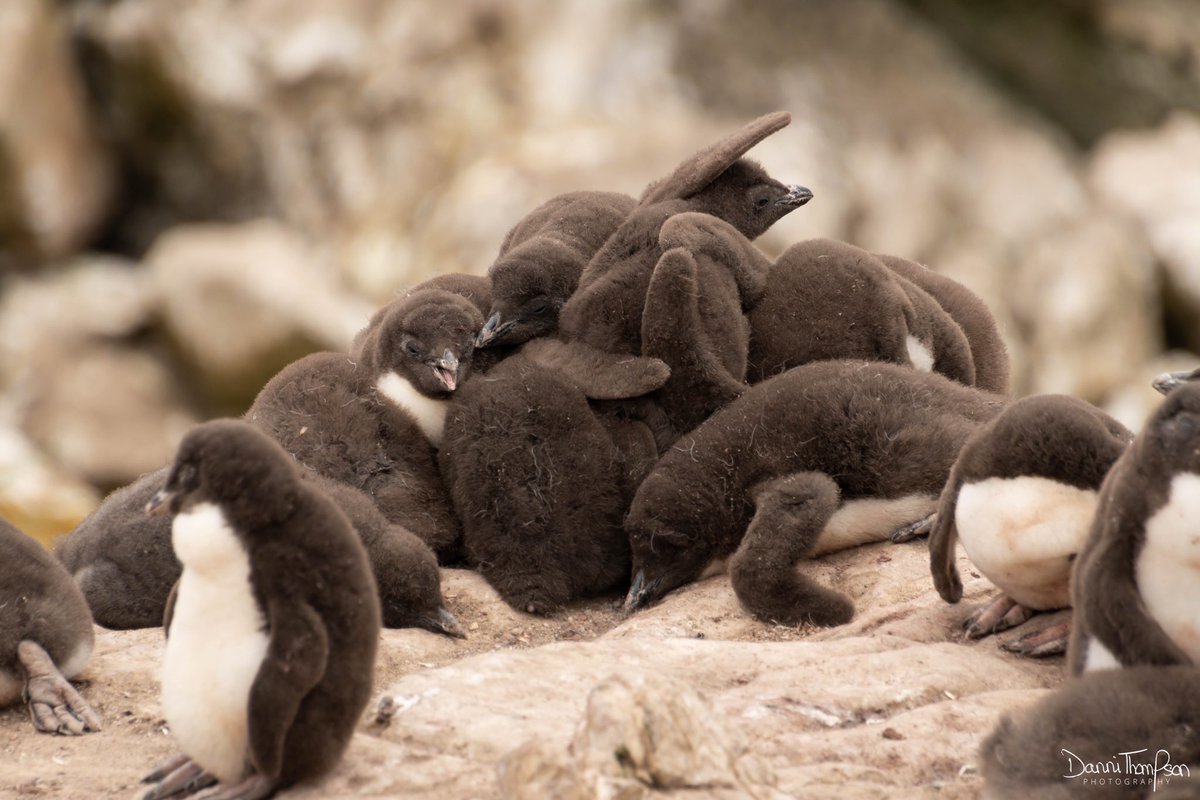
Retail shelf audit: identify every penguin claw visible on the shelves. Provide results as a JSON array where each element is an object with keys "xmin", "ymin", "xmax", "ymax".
[
  {"xmin": 142, "ymin": 755, "xmax": 216, "ymax": 800},
  {"xmin": 192, "ymin": 773, "xmax": 275, "ymax": 800},
  {"xmin": 18, "ymin": 640, "xmax": 102, "ymax": 736},
  {"xmin": 1000, "ymin": 620, "xmax": 1071, "ymax": 659},
  {"xmin": 889, "ymin": 513, "xmax": 936, "ymax": 544},
  {"xmin": 963, "ymin": 594, "xmax": 1035, "ymax": 639}
]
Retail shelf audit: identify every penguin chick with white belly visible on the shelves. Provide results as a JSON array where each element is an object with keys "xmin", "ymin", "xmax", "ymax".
[
  {"xmin": 929, "ymin": 394, "xmax": 1132, "ymax": 656},
  {"xmin": 0, "ymin": 517, "xmax": 101, "ymax": 735},
  {"xmin": 141, "ymin": 420, "xmax": 380, "ymax": 800},
  {"xmin": 1069, "ymin": 381, "xmax": 1200, "ymax": 676}
]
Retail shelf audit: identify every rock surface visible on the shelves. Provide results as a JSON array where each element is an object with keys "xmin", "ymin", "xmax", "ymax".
[{"xmin": 0, "ymin": 539, "xmax": 1063, "ymax": 798}]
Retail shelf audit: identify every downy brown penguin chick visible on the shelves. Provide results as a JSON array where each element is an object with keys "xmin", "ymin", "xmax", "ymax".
[
  {"xmin": 558, "ymin": 111, "xmax": 811, "ymax": 365},
  {"xmin": 299, "ymin": 471, "xmax": 463, "ymax": 637},
  {"xmin": 477, "ymin": 190, "xmax": 636, "ymax": 349},
  {"xmin": 624, "ymin": 360, "xmax": 1005, "ymax": 625},
  {"xmin": 54, "ymin": 463, "xmax": 460, "ymax": 637},
  {"xmin": 1069, "ymin": 381, "xmax": 1200, "ymax": 675},
  {"xmin": 141, "ymin": 420, "xmax": 380, "ymax": 800},
  {"xmin": 929, "ymin": 395, "xmax": 1132, "ymax": 656},
  {"xmin": 981, "ymin": 666, "xmax": 1200, "ymax": 799},
  {"xmin": 654, "ymin": 215, "xmax": 977, "ymax": 393},
  {"xmin": 249, "ymin": 288, "xmax": 481, "ymax": 559},
  {"xmin": 440, "ymin": 349, "xmax": 668, "ymax": 614},
  {"xmin": 1, "ymin": 517, "xmax": 101, "ymax": 735},
  {"xmin": 56, "ymin": 466, "xmax": 178, "ymax": 629},
  {"xmin": 876, "ymin": 253, "xmax": 1011, "ymax": 395}
]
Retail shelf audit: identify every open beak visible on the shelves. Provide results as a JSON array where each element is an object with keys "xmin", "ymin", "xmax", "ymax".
[
  {"xmin": 145, "ymin": 489, "xmax": 175, "ymax": 517},
  {"xmin": 776, "ymin": 184, "xmax": 814, "ymax": 208},
  {"xmin": 1153, "ymin": 369, "xmax": 1200, "ymax": 396},
  {"xmin": 431, "ymin": 350, "xmax": 459, "ymax": 392},
  {"xmin": 623, "ymin": 569, "xmax": 660, "ymax": 615},
  {"xmin": 476, "ymin": 312, "xmax": 516, "ymax": 349},
  {"xmin": 420, "ymin": 606, "xmax": 467, "ymax": 639}
]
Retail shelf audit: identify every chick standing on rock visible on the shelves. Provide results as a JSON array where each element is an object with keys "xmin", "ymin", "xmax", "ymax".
[
  {"xmin": 249, "ymin": 288, "xmax": 481, "ymax": 559},
  {"xmin": 1069, "ymin": 380, "xmax": 1200, "ymax": 675},
  {"xmin": 141, "ymin": 420, "xmax": 380, "ymax": 800},
  {"xmin": 623, "ymin": 360, "xmax": 1004, "ymax": 625},
  {"xmin": 928, "ymin": 395, "xmax": 1132, "ymax": 657},
  {"xmin": 0, "ymin": 517, "xmax": 102, "ymax": 735},
  {"xmin": 476, "ymin": 190, "xmax": 636, "ymax": 350}
]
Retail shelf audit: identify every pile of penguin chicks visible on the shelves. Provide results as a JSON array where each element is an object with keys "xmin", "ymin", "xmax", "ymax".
[{"xmin": 3, "ymin": 110, "xmax": 1199, "ymax": 799}]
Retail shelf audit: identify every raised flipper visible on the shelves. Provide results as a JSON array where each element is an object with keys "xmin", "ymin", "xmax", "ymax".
[
  {"xmin": 639, "ymin": 112, "xmax": 791, "ymax": 206},
  {"xmin": 642, "ymin": 247, "xmax": 747, "ymax": 433},
  {"xmin": 729, "ymin": 472, "xmax": 854, "ymax": 627}
]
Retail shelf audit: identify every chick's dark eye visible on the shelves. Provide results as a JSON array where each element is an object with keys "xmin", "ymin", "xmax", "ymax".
[
  {"xmin": 755, "ymin": 196, "xmax": 770, "ymax": 209},
  {"xmin": 404, "ymin": 341, "xmax": 422, "ymax": 358},
  {"xmin": 530, "ymin": 303, "xmax": 548, "ymax": 315}
]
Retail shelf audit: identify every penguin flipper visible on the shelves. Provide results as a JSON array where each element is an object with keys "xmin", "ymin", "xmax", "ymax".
[
  {"xmin": 729, "ymin": 472, "xmax": 854, "ymax": 627},
  {"xmin": 658, "ymin": 212, "xmax": 773, "ymax": 308},
  {"xmin": 928, "ymin": 464, "xmax": 966, "ymax": 604},
  {"xmin": 247, "ymin": 600, "xmax": 330, "ymax": 781},
  {"xmin": 520, "ymin": 338, "xmax": 670, "ymax": 400},
  {"xmin": 642, "ymin": 247, "xmax": 746, "ymax": 433}
]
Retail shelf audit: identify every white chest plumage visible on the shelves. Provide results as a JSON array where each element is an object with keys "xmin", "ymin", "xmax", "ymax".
[
  {"xmin": 955, "ymin": 476, "xmax": 1097, "ymax": 609},
  {"xmin": 162, "ymin": 503, "xmax": 269, "ymax": 784},
  {"xmin": 811, "ymin": 493, "xmax": 937, "ymax": 556},
  {"xmin": 1137, "ymin": 472, "xmax": 1200, "ymax": 665},
  {"xmin": 376, "ymin": 371, "xmax": 449, "ymax": 447},
  {"xmin": 905, "ymin": 335, "xmax": 935, "ymax": 373}
]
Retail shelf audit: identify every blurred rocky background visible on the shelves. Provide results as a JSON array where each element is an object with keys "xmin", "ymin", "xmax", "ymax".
[{"xmin": 3, "ymin": 0, "xmax": 1199, "ymax": 544}]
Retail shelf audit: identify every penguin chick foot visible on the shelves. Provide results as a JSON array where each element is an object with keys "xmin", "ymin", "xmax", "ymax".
[
  {"xmin": 193, "ymin": 774, "xmax": 275, "ymax": 800},
  {"xmin": 889, "ymin": 513, "xmax": 936, "ymax": 543},
  {"xmin": 141, "ymin": 754, "xmax": 217, "ymax": 800},
  {"xmin": 17, "ymin": 640, "xmax": 101, "ymax": 735},
  {"xmin": 963, "ymin": 594, "xmax": 1035, "ymax": 639},
  {"xmin": 1000, "ymin": 620, "xmax": 1071, "ymax": 658}
]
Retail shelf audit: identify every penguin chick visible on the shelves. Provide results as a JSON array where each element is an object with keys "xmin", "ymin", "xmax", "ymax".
[
  {"xmin": 624, "ymin": 361, "xmax": 1004, "ymax": 625},
  {"xmin": 1, "ymin": 517, "xmax": 101, "ymax": 735},
  {"xmin": 929, "ymin": 395, "xmax": 1132, "ymax": 656},
  {"xmin": 251, "ymin": 289, "xmax": 480, "ymax": 559},
  {"xmin": 478, "ymin": 190, "xmax": 636, "ymax": 349},
  {"xmin": 981, "ymin": 666, "xmax": 1200, "ymax": 799},
  {"xmin": 142, "ymin": 419, "xmax": 380, "ymax": 800},
  {"xmin": 1069, "ymin": 381, "xmax": 1200, "ymax": 676},
  {"xmin": 558, "ymin": 111, "xmax": 811, "ymax": 362},
  {"xmin": 299, "ymin": 470, "xmax": 464, "ymax": 638},
  {"xmin": 440, "ymin": 350, "xmax": 668, "ymax": 614},
  {"xmin": 876, "ymin": 253, "xmax": 1011, "ymax": 395},
  {"xmin": 55, "ymin": 467, "xmax": 178, "ymax": 629},
  {"xmin": 745, "ymin": 237, "xmax": 975, "ymax": 387}
]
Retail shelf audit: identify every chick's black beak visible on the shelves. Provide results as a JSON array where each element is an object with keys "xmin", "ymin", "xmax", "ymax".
[
  {"xmin": 623, "ymin": 569, "xmax": 660, "ymax": 615},
  {"xmin": 476, "ymin": 312, "xmax": 515, "ymax": 349},
  {"xmin": 145, "ymin": 489, "xmax": 175, "ymax": 517},
  {"xmin": 776, "ymin": 184, "xmax": 814, "ymax": 208},
  {"xmin": 421, "ymin": 606, "xmax": 467, "ymax": 640},
  {"xmin": 431, "ymin": 349, "xmax": 460, "ymax": 392},
  {"xmin": 1153, "ymin": 369, "xmax": 1199, "ymax": 396}
]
